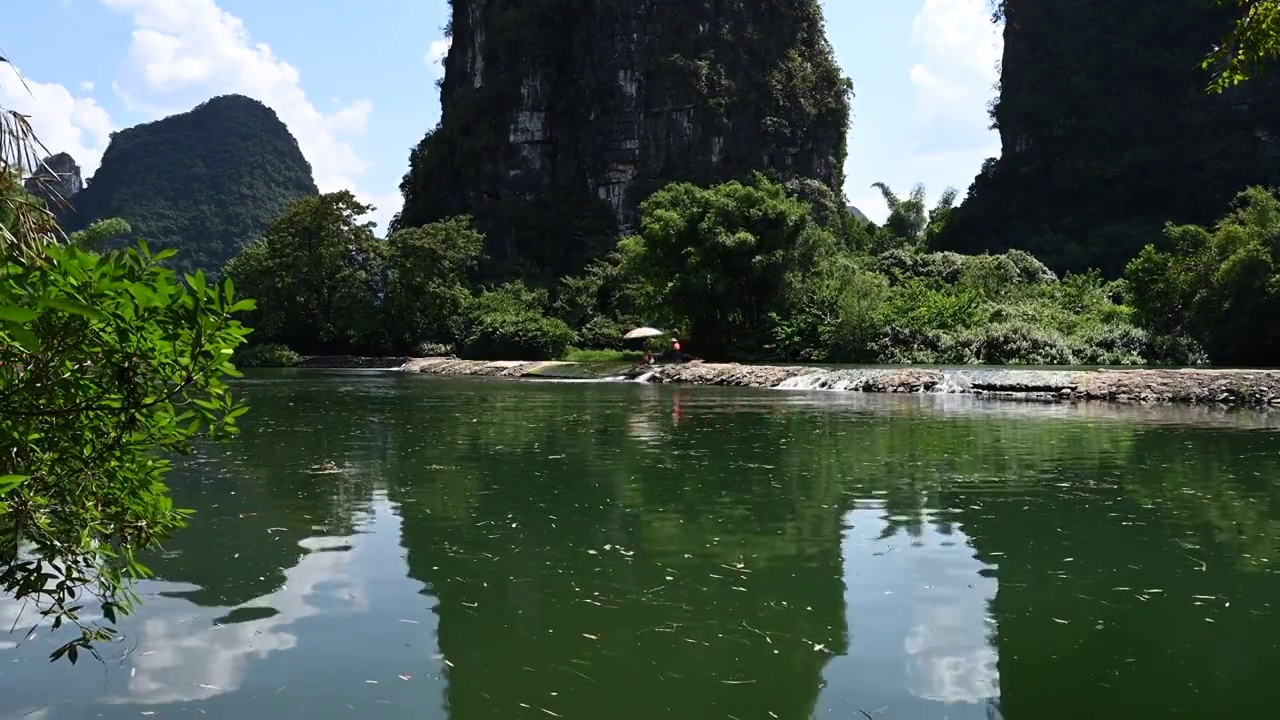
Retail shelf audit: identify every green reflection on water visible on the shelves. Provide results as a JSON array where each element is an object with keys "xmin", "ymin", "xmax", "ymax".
[{"xmin": 2, "ymin": 370, "xmax": 1279, "ymax": 719}]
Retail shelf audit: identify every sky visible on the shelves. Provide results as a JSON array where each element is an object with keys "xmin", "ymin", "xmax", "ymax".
[{"xmin": 0, "ymin": 0, "xmax": 1003, "ymax": 230}]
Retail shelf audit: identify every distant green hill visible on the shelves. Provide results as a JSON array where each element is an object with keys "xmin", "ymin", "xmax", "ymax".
[{"xmin": 68, "ymin": 94, "xmax": 318, "ymax": 273}]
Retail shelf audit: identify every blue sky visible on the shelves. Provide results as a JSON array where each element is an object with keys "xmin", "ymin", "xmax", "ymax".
[{"xmin": 1, "ymin": 0, "xmax": 1002, "ymax": 230}]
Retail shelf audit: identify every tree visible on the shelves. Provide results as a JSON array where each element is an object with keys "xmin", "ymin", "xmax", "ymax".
[
  {"xmin": 383, "ymin": 216, "xmax": 484, "ymax": 352},
  {"xmin": 1204, "ymin": 0, "xmax": 1280, "ymax": 92},
  {"xmin": 618, "ymin": 174, "xmax": 837, "ymax": 357},
  {"xmin": 1125, "ymin": 185, "xmax": 1280, "ymax": 364},
  {"xmin": 869, "ymin": 182, "xmax": 957, "ymax": 251},
  {"xmin": 460, "ymin": 281, "xmax": 577, "ymax": 360},
  {"xmin": 2, "ymin": 59, "xmax": 254, "ymax": 662},
  {"xmin": 225, "ymin": 191, "xmax": 384, "ymax": 354}
]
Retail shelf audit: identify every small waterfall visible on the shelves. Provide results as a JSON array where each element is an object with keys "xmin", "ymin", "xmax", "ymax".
[
  {"xmin": 933, "ymin": 371, "xmax": 969, "ymax": 394},
  {"xmin": 633, "ymin": 371, "xmax": 656, "ymax": 384},
  {"xmin": 772, "ymin": 368, "xmax": 972, "ymax": 394},
  {"xmin": 774, "ymin": 372, "xmax": 829, "ymax": 391},
  {"xmin": 774, "ymin": 370, "xmax": 864, "ymax": 391}
]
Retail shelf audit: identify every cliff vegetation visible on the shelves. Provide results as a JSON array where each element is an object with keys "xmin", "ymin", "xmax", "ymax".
[{"xmin": 66, "ymin": 95, "xmax": 318, "ymax": 274}]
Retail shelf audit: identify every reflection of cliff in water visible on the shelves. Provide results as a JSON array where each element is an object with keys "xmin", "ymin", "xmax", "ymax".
[
  {"xmin": 386, "ymin": 388, "xmax": 850, "ymax": 719},
  {"xmin": 948, "ymin": 424, "xmax": 1280, "ymax": 719},
  {"xmin": 127, "ymin": 374, "xmax": 1280, "ymax": 719}
]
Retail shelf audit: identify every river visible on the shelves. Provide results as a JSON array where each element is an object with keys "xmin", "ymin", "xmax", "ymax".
[{"xmin": 2, "ymin": 370, "xmax": 1279, "ymax": 718}]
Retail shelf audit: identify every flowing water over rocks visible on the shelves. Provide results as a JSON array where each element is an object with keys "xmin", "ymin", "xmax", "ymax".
[{"xmin": 386, "ymin": 357, "xmax": 1280, "ymax": 407}]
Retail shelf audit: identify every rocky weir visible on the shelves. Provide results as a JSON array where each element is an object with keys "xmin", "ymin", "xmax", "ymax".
[{"xmin": 382, "ymin": 357, "xmax": 1280, "ymax": 408}]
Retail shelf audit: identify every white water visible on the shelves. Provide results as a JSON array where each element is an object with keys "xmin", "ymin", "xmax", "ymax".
[{"xmin": 772, "ymin": 369, "xmax": 971, "ymax": 394}]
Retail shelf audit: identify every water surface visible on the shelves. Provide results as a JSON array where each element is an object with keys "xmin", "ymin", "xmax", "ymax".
[{"xmin": 3, "ymin": 371, "xmax": 1279, "ymax": 719}]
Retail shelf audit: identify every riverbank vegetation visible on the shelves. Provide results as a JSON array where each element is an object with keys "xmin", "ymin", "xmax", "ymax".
[{"xmin": 223, "ymin": 173, "xmax": 1227, "ymax": 367}]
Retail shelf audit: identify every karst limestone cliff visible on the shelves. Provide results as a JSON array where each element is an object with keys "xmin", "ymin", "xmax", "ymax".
[{"xmin": 396, "ymin": 0, "xmax": 851, "ymax": 276}]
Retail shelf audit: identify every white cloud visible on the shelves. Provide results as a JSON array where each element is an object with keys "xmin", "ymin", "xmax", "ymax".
[
  {"xmin": 848, "ymin": 192, "xmax": 888, "ymax": 225},
  {"xmin": 79, "ymin": 80, "xmax": 95, "ymax": 92},
  {"xmin": 425, "ymin": 37, "xmax": 451, "ymax": 78},
  {"xmin": 0, "ymin": 61, "xmax": 114, "ymax": 173},
  {"xmin": 907, "ymin": 0, "xmax": 1002, "ymax": 158},
  {"xmin": 358, "ymin": 189, "xmax": 404, "ymax": 235},
  {"xmin": 102, "ymin": 533, "xmax": 368, "ymax": 705}
]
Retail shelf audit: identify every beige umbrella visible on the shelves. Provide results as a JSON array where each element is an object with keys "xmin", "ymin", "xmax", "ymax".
[{"xmin": 623, "ymin": 326, "xmax": 668, "ymax": 340}]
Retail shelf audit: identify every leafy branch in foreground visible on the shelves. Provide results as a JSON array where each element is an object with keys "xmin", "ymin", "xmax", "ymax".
[
  {"xmin": 0, "ymin": 241, "xmax": 253, "ymax": 662},
  {"xmin": 2, "ymin": 53, "xmax": 254, "ymax": 663},
  {"xmin": 1204, "ymin": 0, "xmax": 1280, "ymax": 92}
]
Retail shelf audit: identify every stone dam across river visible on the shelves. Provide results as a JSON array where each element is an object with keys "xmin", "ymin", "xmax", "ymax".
[{"xmin": 292, "ymin": 356, "xmax": 1280, "ymax": 408}]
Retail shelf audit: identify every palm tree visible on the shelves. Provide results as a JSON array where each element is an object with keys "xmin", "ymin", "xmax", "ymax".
[{"xmin": 870, "ymin": 181, "xmax": 958, "ymax": 248}]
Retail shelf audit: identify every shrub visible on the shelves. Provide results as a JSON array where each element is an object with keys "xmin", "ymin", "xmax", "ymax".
[
  {"xmin": 576, "ymin": 315, "xmax": 630, "ymax": 350},
  {"xmin": 1067, "ymin": 324, "xmax": 1149, "ymax": 366},
  {"xmin": 232, "ymin": 342, "xmax": 302, "ymax": 367},
  {"xmin": 463, "ymin": 311, "xmax": 576, "ymax": 360},
  {"xmin": 873, "ymin": 326, "xmax": 958, "ymax": 365},
  {"xmin": 415, "ymin": 341, "xmax": 455, "ymax": 357},
  {"xmin": 884, "ymin": 279, "xmax": 986, "ymax": 333},
  {"xmin": 562, "ymin": 348, "xmax": 645, "ymax": 362},
  {"xmin": 1004, "ymin": 249, "xmax": 1057, "ymax": 284},
  {"xmin": 960, "ymin": 322, "xmax": 1074, "ymax": 365}
]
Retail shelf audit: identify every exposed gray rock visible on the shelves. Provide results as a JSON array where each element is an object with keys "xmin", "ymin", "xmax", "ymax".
[{"xmin": 24, "ymin": 152, "xmax": 83, "ymax": 209}]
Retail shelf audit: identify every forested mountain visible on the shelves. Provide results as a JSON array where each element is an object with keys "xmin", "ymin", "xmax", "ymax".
[
  {"xmin": 937, "ymin": 0, "xmax": 1280, "ymax": 277},
  {"xmin": 66, "ymin": 94, "xmax": 318, "ymax": 273}
]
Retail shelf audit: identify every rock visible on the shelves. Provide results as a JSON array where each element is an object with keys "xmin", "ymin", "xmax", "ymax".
[
  {"xmin": 23, "ymin": 152, "xmax": 83, "ymax": 210},
  {"xmin": 379, "ymin": 357, "xmax": 1280, "ymax": 409},
  {"xmin": 396, "ymin": 0, "xmax": 850, "ymax": 276},
  {"xmin": 937, "ymin": 0, "xmax": 1280, "ymax": 277}
]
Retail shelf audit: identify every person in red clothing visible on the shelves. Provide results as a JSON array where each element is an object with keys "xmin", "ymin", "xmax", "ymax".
[{"xmin": 670, "ymin": 337, "xmax": 690, "ymax": 363}]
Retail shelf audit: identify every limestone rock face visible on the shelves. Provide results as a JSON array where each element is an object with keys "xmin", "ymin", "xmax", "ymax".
[
  {"xmin": 938, "ymin": 0, "xmax": 1280, "ymax": 277},
  {"xmin": 24, "ymin": 152, "xmax": 83, "ymax": 209},
  {"xmin": 396, "ymin": 0, "xmax": 850, "ymax": 277}
]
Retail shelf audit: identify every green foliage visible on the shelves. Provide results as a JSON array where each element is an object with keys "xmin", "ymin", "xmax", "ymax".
[
  {"xmin": 885, "ymin": 279, "xmax": 987, "ymax": 333},
  {"xmin": 1125, "ymin": 185, "xmax": 1280, "ymax": 365},
  {"xmin": 461, "ymin": 282, "xmax": 577, "ymax": 361},
  {"xmin": 1204, "ymin": 0, "xmax": 1280, "ymax": 92},
  {"xmin": 619, "ymin": 174, "xmax": 837, "ymax": 358},
  {"xmin": 866, "ymin": 182, "xmax": 958, "ymax": 253},
  {"xmin": 224, "ymin": 191, "xmax": 385, "ymax": 355},
  {"xmin": 3, "ymin": 62, "xmax": 250, "ymax": 663},
  {"xmin": 68, "ymin": 218, "xmax": 132, "ymax": 250},
  {"xmin": 226, "ymin": 196, "xmax": 491, "ymax": 356},
  {"xmin": 0, "ymin": 240, "xmax": 252, "ymax": 662},
  {"xmin": 68, "ymin": 95, "xmax": 318, "ymax": 274},
  {"xmin": 232, "ymin": 342, "xmax": 302, "ymax": 368},
  {"xmin": 561, "ymin": 348, "xmax": 645, "ymax": 363},
  {"xmin": 551, "ymin": 253, "xmax": 642, "ymax": 350},
  {"xmin": 383, "ymin": 216, "xmax": 484, "ymax": 351},
  {"xmin": 234, "ymin": 171, "xmax": 1208, "ymax": 368},
  {"xmin": 774, "ymin": 244, "xmax": 1189, "ymax": 365}
]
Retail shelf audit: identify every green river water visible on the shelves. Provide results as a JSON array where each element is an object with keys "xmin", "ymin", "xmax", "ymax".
[{"xmin": 3, "ymin": 370, "xmax": 1279, "ymax": 719}]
